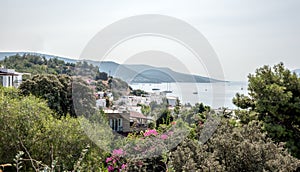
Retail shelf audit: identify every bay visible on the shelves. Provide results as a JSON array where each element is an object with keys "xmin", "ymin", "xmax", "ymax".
[{"xmin": 129, "ymin": 81, "xmax": 248, "ymax": 109}]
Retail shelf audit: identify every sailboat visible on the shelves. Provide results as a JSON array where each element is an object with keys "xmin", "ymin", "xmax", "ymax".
[{"xmin": 163, "ymin": 82, "xmax": 172, "ymax": 93}]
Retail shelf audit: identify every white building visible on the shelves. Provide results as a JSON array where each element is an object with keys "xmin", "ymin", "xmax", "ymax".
[
  {"xmin": 96, "ymin": 99, "xmax": 106, "ymax": 108},
  {"xmin": 0, "ymin": 68, "xmax": 23, "ymax": 87},
  {"xmin": 166, "ymin": 96, "xmax": 178, "ymax": 107}
]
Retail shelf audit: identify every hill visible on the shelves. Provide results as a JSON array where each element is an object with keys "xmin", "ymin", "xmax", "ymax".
[
  {"xmin": 0, "ymin": 53, "xmax": 108, "ymax": 81},
  {"xmin": 96, "ymin": 62, "xmax": 221, "ymax": 83},
  {"xmin": 0, "ymin": 53, "xmax": 76, "ymax": 76},
  {"xmin": 0, "ymin": 52, "xmax": 223, "ymax": 83},
  {"xmin": 0, "ymin": 52, "xmax": 77, "ymax": 63}
]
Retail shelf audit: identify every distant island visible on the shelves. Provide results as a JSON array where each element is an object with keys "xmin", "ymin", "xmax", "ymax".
[{"xmin": 0, "ymin": 52, "xmax": 223, "ymax": 83}]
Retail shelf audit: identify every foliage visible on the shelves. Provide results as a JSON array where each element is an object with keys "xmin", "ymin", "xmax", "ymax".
[
  {"xmin": 233, "ymin": 63, "xmax": 300, "ymax": 158},
  {"xmin": 95, "ymin": 80, "xmax": 107, "ymax": 91},
  {"xmin": 111, "ymin": 125, "xmax": 186, "ymax": 172},
  {"xmin": 193, "ymin": 102, "xmax": 211, "ymax": 114},
  {"xmin": 173, "ymin": 98, "xmax": 181, "ymax": 117},
  {"xmin": 168, "ymin": 119, "xmax": 300, "ymax": 172},
  {"xmin": 95, "ymin": 71, "xmax": 108, "ymax": 81},
  {"xmin": 19, "ymin": 74, "xmax": 97, "ymax": 118},
  {"xmin": 105, "ymin": 149, "xmax": 127, "ymax": 172},
  {"xmin": 232, "ymin": 93, "xmax": 254, "ymax": 109},
  {"xmin": 149, "ymin": 98, "xmax": 169, "ymax": 116},
  {"xmin": 156, "ymin": 109, "xmax": 173, "ymax": 128},
  {"xmin": 19, "ymin": 74, "xmax": 71, "ymax": 117},
  {"xmin": 72, "ymin": 77, "xmax": 98, "ymax": 118},
  {"xmin": 110, "ymin": 77, "xmax": 130, "ymax": 100},
  {"xmin": 0, "ymin": 87, "xmax": 107, "ymax": 171},
  {"xmin": 0, "ymin": 54, "xmax": 110, "ymax": 82},
  {"xmin": 0, "ymin": 54, "xmax": 75, "ymax": 77},
  {"xmin": 130, "ymin": 89, "xmax": 148, "ymax": 96},
  {"xmin": 137, "ymin": 104, "xmax": 151, "ymax": 116}
]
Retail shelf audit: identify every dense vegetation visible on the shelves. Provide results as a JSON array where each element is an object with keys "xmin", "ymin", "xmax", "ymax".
[
  {"xmin": 233, "ymin": 63, "xmax": 300, "ymax": 158},
  {"xmin": 1, "ymin": 56, "xmax": 300, "ymax": 171},
  {"xmin": 0, "ymin": 53, "xmax": 110, "ymax": 82},
  {"xmin": 0, "ymin": 87, "xmax": 109, "ymax": 171},
  {"xmin": 18, "ymin": 74, "xmax": 97, "ymax": 118},
  {"xmin": 0, "ymin": 54, "xmax": 75, "ymax": 77},
  {"xmin": 130, "ymin": 89, "xmax": 148, "ymax": 96}
]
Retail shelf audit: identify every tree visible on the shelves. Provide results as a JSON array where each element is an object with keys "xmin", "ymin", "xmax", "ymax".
[
  {"xmin": 19, "ymin": 74, "xmax": 97, "ymax": 118},
  {"xmin": 130, "ymin": 89, "xmax": 148, "ymax": 96},
  {"xmin": 95, "ymin": 72, "xmax": 108, "ymax": 81},
  {"xmin": 0, "ymin": 54, "xmax": 76, "ymax": 76},
  {"xmin": 0, "ymin": 87, "xmax": 108, "ymax": 171},
  {"xmin": 137, "ymin": 104, "xmax": 151, "ymax": 116},
  {"xmin": 168, "ymin": 119, "xmax": 300, "ymax": 171},
  {"xmin": 173, "ymin": 98, "xmax": 181, "ymax": 117},
  {"xmin": 72, "ymin": 77, "xmax": 97, "ymax": 118},
  {"xmin": 156, "ymin": 109, "xmax": 173, "ymax": 128},
  {"xmin": 232, "ymin": 93, "xmax": 254, "ymax": 109},
  {"xmin": 19, "ymin": 74, "xmax": 71, "ymax": 117},
  {"xmin": 193, "ymin": 102, "xmax": 210, "ymax": 114},
  {"xmin": 233, "ymin": 63, "xmax": 300, "ymax": 158}
]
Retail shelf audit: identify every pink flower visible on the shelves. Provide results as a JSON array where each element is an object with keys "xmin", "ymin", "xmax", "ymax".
[
  {"xmin": 144, "ymin": 129, "xmax": 158, "ymax": 137},
  {"xmin": 160, "ymin": 134, "xmax": 168, "ymax": 140},
  {"xmin": 171, "ymin": 121, "xmax": 176, "ymax": 125},
  {"xmin": 106, "ymin": 157, "xmax": 112, "ymax": 163},
  {"xmin": 108, "ymin": 165, "xmax": 114, "ymax": 172},
  {"xmin": 112, "ymin": 149, "xmax": 124, "ymax": 156},
  {"xmin": 121, "ymin": 163, "xmax": 127, "ymax": 169}
]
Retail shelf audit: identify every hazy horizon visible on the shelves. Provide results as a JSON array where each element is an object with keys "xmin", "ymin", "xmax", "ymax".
[{"xmin": 1, "ymin": 0, "xmax": 299, "ymax": 81}]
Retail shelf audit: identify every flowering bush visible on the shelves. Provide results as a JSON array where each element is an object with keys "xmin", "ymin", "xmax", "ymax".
[
  {"xmin": 106, "ymin": 149, "xmax": 127, "ymax": 172},
  {"xmin": 105, "ymin": 120, "xmax": 190, "ymax": 171},
  {"xmin": 143, "ymin": 129, "xmax": 158, "ymax": 137}
]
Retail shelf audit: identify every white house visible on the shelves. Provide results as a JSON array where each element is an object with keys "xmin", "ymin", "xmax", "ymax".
[
  {"xmin": 0, "ymin": 68, "xmax": 23, "ymax": 87},
  {"xmin": 166, "ymin": 96, "xmax": 178, "ymax": 107}
]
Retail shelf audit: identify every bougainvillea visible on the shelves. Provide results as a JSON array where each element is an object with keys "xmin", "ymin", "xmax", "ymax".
[{"xmin": 106, "ymin": 148, "xmax": 127, "ymax": 172}]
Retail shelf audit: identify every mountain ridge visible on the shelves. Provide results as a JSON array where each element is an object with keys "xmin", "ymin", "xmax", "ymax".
[{"xmin": 0, "ymin": 52, "xmax": 223, "ymax": 83}]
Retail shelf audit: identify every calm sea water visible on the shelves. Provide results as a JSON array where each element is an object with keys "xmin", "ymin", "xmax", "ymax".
[{"xmin": 129, "ymin": 81, "xmax": 248, "ymax": 109}]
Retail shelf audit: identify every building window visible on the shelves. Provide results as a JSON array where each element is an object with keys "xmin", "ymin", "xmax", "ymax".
[
  {"xmin": 8, "ymin": 76, "xmax": 11, "ymax": 86},
  {"xmin": 118, "ymin": 118, "xmax": 123, "ymax": 131},
  {"xmin": 109, "ymin": 119, "xmax": 113, "ymax": 128},
  {"xmin": 114, "ymin": 119, "xmax": 118, "ymax": 131},
  {"xmin": 109, "ymin": 118, "xmax": 123, "ymax": 132}
]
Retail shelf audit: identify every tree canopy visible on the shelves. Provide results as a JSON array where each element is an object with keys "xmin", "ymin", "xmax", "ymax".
[
  {"xmin": 233, "ymin": 62, "xmax": 300, "ymax": 158},
  {"xmin": 0, "ymin": 54, "xmax": 109, "ymax": 81},
  {"xmin": 19, "ymin": 74, "xmax": 97, "ymax": 118},
  {"xmin": 0, "ymin": 87, "xmax": 107, "ymax": 171}
]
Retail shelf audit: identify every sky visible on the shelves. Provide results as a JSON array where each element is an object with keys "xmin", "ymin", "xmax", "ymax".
[{"xmin": 0, "ymin": 0, "xmax": 300, "ymax": 81}]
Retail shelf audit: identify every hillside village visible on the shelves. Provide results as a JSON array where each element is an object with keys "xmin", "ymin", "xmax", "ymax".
[{"xmin": 0, "ymin": 54, "xmax": 180, "ymax": 135}]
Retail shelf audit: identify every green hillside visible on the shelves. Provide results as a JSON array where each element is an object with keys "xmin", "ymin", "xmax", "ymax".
[{"xmin": 0, "ymin": 53, "xmax": 109, "ymax": 81}]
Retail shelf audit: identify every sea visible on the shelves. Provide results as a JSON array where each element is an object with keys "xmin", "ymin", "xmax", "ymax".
[{"xmin": 129, "ymin": 81, "xmax": 248, "ymax": 109}]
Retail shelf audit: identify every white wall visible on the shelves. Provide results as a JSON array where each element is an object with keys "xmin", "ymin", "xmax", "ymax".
[{"xmin": 2, "ymin": 75, "xmax": 22, "ymax": 87}]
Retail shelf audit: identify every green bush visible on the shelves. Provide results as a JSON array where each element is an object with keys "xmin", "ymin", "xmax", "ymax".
[
  {"xmin": 0, "ymin": 87, "xmax": 107, "ymax": 171},
  {"xmin": 168, "ymin": 119, "xmax": 300, "ymax": 171}
]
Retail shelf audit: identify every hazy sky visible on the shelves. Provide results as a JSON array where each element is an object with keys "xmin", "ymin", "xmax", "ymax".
[{"xmin": 0, "ymin": 0, "xmax": 300, "ymax": 81}]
